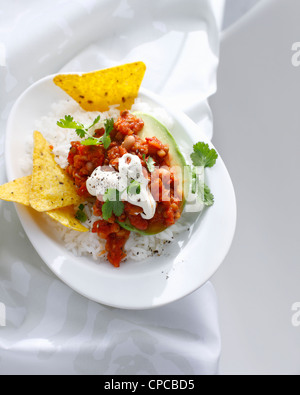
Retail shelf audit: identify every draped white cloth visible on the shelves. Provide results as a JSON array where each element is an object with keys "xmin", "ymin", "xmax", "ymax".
[{"xmin": 0, "ymin": 0, "xmax": 224, "ymax": 375}]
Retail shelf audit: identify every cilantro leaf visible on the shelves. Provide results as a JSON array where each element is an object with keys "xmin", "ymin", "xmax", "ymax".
[
  {"xmin": 57, "ymin": 114, "xmax": 115, "ymax": 149},
  {"xmin": 103, "ymin": 188, "xmax": 118, "ymax": 202},
  {"xmin": 81, "ymin": 137, "xmax": 100, "ymax": 146},
  {"xmin": 190, "ymin": 166, "xmax": 197, "ymax": 195},
  {"xmin": 112, "ymin": 200, "xmax": 125, "ymax": 217},
  {"xmin": 143, "ymin": 154, "xmax": 156, "ymax": 173},
  {"xmin": 88, "ymin": 115, "xmax": 101, "ymax": 130},
  {"xmin": 102, "ymin": 202, "xmax": 113, "ymax": 221},
  {"xmin": 104, "ymin": 118, "xmax": 115, "ymax": 134},
  {"xmin": 203, "ymin": 184, "xmax": 214, "ymax": 207},
  {"xmin": 127, "ymin": 180, "xmax": 141, "ymax": 195},
  {"xmin": 57, "ymin": 114, "xmax": 101, "ymax": 140},
  {"xmin": 190, "ymin": 142, "xmax": 218, "ymax": 168},
  {"xmin": 76, "ymin": 129, "xmax": 87, "ymax": 139},
  {"xmin": 190, "ymin": 165, "xmax": 215, "ymax": 206},
  {"xmin": 57, "ymin": 115, "xmax": 84, "ymax": 130},
  {"xmin": 99, "ymin": 118, "xmax": 114, "ymax": 149},
  {"xmin": 102, "ymin": 189, "xmax": 125, "ymax": 220},
  {"xmin": 101, "ymin": 135, "xmax": 111, "ymax": 150},
  {"xmin": 75, "ymin": 204, "xmax": 87, "ymax": 222}
]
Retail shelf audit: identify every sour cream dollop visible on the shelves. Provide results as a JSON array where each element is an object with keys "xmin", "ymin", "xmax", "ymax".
[{"xmin": 86, "ymin": 154, "xmax": 157, "ymax": 220}]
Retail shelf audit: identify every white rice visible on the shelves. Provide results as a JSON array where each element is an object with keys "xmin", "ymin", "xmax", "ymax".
[{"xmin": 23, "ymin": 98, "xmax": 189, "ymax": 263}]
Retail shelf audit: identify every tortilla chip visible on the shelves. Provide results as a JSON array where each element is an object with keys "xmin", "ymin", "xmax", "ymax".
[
  {"xmin": 0, "ymin": 176, "xmax": 31, "ymax": 206},
  {"xmin": 47, "ymin": 206, "xmax": 88, "ymax": 232},
  {"xmin": 0, "ymin": 175, "xmax": 87, "ymax": 232},
  {"xmin": 30, "ymin": 131, "xmax": 82, "ymax": 212},
  {"xmin": 53, "ymin": 62, "xmax": 146, "ymax": 112}
]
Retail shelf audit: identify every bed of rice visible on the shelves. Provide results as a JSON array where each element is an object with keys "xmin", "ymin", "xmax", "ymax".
[{"xmin": 20, "ymin": 98, "xmax": 189, "ymax": 263}]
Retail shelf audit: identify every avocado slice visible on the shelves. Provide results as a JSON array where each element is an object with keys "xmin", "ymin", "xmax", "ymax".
[
  {"xmin": 117, "ymin": 112, "xmax": 187, "ymax": 235},
  {"xmin": 134, "ymin": 112, "xmax": 187, "ymax": 172}
]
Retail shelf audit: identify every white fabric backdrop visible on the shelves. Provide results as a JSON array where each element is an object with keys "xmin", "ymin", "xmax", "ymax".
[{"xmin": 0, "ymin": 0, "xmax": 224, "ymax": 375}]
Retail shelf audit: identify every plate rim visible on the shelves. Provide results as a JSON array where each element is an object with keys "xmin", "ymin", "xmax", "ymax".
[{"xmin": 5, "ymin": 73, "xmax": 237, "ymax": 310}]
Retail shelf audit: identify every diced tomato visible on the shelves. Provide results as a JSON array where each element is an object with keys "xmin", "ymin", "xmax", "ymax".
[
  {"xmin": 92, "ymin": 220, "xmax": 130, "ymax": 267},
  {"xmin": 66, "ymin": 111, "xmax": 182, "ymax": 268},
  {"xmin": 106, "ymin": 232, "xmax": 130, "ymax": 268},
  {"xmin": 92, "ymin": 220, "xmax": 120, "ymax": 239},
  {"xmin": 114, "ymin": 110, "xmax": 144, "ymax": 135}
]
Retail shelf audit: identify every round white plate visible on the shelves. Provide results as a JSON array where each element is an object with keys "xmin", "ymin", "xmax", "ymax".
[{"xmin": 5, "ymin": 74, "xmax": 236, "ymax": 310}]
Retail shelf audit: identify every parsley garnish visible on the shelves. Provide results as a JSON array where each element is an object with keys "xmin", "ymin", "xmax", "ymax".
[
  {"xmin": 102, "ymin": 189, "xmax": 125, "ymax": 221},
  {"xmin": 57, "ymin": 115, "xmax": 100, "ymax": 137},
  {"xmin": 190, "ymin": 142, "xmax": 218, "ymax": 168},
  {"xmin": 190, "ymin": 166, "xmax": 215, "ymax": 207},
  {"xmin": 101, "ymin": 180, "xmax": 141, "ymax": 221},
  {"xmin": 143, "ymin": 154, "xmax": 156, "ymax": 172},
  {"xmin": 127, "ymin": 180, "xmax": 141, "ymax": 195},
  {"xmin": 190, "ymin": 142, "xmax": 218, "ymax": 207},
  {"xmin": 191, "ymin": 166, "xmax": 198, "ymax": 195},
  {"xmin": 101, "ymin": 118, "xmax": 114, "ymax": 149},
  {"xmin": 75, "ymin": 204, "xmax": 87, "ymax": 223},
  {"xmin": 57, "ymin": 115, "xmax": 114, "ymax": 149},
  {"xmin": 203, "ymin": 184, "xmax": 214, "ymax": 207},
  {"xmin": 80, "ymin": 137, "xmax": 100, "ymax": 146}
]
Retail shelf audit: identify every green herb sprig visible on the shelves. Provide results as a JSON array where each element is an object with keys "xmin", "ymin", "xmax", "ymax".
[
  {"xmin": 102, "ymin": 180, "xmax": 141, "ymax": 221},
  {"xmin": 102, "ymin": 189, "xmax": 124, "ymax": 221},
  {"xmin": 57, "ymin": 115, "xmax": 114, "ymax": 149},
  {"xmin": 190, "ymin": 142, "xmax": 218, "ymax": 168},
  {"xmin": 127, "ymin": 180, "xmax": 141, "ymax": 195},
  {"xmin": 190, "ymin": 142, "xmax": 218, "ymax": 207},
  {"xmin": 143, "ymin": 154, "xmax": 156, "ymax": 173},
  {"xmin": 75, "ymin": 204, "xmax": 88, "ymax": 223}
]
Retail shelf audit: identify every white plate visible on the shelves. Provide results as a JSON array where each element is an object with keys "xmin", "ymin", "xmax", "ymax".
[{"xmin": 5, "ymin": 74, "xmax": 236, "ymax": 310}]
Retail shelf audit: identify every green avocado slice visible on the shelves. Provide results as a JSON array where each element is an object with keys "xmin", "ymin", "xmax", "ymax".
[
  {"xmin": 134, "ymin": 112, "xmax": 187, "ymax": 172},
  {"xmin": 117, "ymin": 112, "xmax": 187, "ymax": 236}
]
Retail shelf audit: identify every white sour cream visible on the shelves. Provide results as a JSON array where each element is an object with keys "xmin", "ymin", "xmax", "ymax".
[{"xmin": 86, "ymin": 154, "xmax": 157, "ymax": 220}]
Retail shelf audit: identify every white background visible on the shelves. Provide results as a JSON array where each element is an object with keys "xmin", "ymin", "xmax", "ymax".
[{"xmin": 212, "ymin": 0, "xmax": 300, "ymax": 375}]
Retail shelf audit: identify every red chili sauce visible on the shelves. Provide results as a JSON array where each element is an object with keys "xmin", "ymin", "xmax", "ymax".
[{"xmin": 66, "ymin": 111, "xmax": 182, "ymax": 267}]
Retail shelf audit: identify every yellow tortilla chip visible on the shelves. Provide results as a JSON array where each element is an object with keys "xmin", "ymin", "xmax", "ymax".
[
  {"xmin": 47, "ymin": 206, "xmax": 88, "ymax": 232},
  {"xmin": 30, "ymin": 131, "xmax": 82, "ymax": 212},
  {"xmin": 0, "ymin": 175, "xmax": 87, "ymax": 232},
  {"xmin": 0, "ymin": 176, "xmax": 31, "ymax": 206},
  {"xmin": 53, "ymin": 62, "xmax": 146, "ymax": 112}
]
